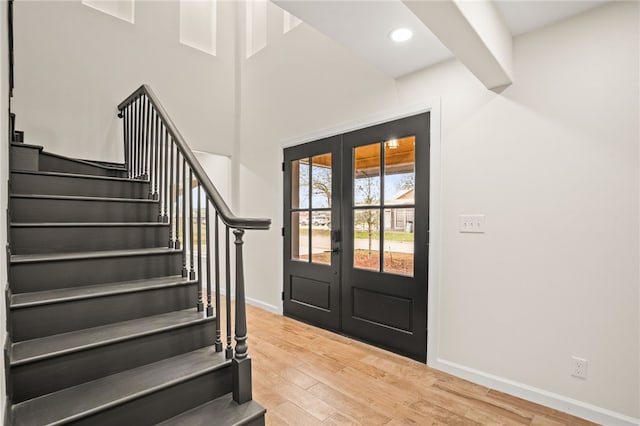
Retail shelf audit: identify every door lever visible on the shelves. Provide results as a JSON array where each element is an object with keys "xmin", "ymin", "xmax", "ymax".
[{"xmin": 332, "ymin": 247, "xmax": 341, "ymax": 254}]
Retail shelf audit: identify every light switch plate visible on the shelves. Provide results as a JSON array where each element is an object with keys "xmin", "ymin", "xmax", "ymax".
[{"xmin": 459, "ymin": 215, "xmax": 486, "ymax": 233}]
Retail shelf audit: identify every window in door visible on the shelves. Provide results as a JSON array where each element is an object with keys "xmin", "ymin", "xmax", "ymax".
[
  {"xmin": 290, "ymin": 153, "xmax": 333, "ymax": 265},
  {"xmin": 353, "ymin": 136, "xmax": 415, "ymax": 276}
]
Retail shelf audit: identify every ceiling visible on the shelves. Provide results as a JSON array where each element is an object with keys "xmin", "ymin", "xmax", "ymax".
[{"xmin": 274, "ymin": 0, "xmax": 610, "ymax": 79}]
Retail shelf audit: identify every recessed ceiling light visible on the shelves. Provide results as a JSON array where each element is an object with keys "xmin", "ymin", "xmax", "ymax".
[{"xmin": 389, "ymin": 28, "xmax": 413, "ymax": 43}]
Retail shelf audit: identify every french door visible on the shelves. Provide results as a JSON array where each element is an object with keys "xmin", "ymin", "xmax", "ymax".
[{"xmin": 283, "ymin": 113, "xmax": 429, "ymax": 361}]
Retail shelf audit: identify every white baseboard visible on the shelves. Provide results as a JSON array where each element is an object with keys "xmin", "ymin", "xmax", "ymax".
[
  {"xmin": 429, "ymin": 358, "xmax": 640, "ymax": 426},
  {"xmin": 246, "ymin": 296, "xmax": 282, "ymax": 315},
  {"xmin": 216, "ymin": 287, "xmax": 282, "ymax": 315}
]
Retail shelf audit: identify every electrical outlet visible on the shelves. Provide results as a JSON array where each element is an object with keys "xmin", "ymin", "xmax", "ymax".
[
  {"xmin": 571, "ymin": 356, "xmax": 588, "ymax": 379},
  {"xmin": 459, "ymin": 215, "xmax": 486, "ymax": 233}
]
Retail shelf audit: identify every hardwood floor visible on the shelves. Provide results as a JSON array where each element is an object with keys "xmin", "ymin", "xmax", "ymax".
[{"xmin": 245, "ymin": 304, "xmax": 597, "ymax": 426}]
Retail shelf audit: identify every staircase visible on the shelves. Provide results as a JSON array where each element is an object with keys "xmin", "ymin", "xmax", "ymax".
[{"xmin": 4, "ymin": 87, "xmax": 269, "ymax": 425}]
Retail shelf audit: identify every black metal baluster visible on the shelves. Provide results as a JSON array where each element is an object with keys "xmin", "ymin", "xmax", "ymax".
[
  {"xmin": 168, "ymin": 140, "xmax": 174, "ymax": 248},
  {"xmin": 157, "ymin": 123, "xmax": 165, "ymax": 221},
  {"xmin": 153, "ymin": 112, "xmax": 159, "ymax": 200},
  {"xmin": 130, "ymin": 103, "xmax": 134, "ymax": 178},
  {"xmin": 189, "ymin": 169, "xmax": 195, "ymax": 280},
  {"xmin": 141, "ymin": 96, "xmax": 146, "ymax": 179},
  {"xmin": 134, "ymin": 98, "xmax": 139, "ymax": 178},
  {"xmin": 141, "ymin": 97, "xmax": 146, "ymax": 180},
  {"xmin": 206, "ymin": 201, "xmax": 213, "ymax": 317},
  {"xmin": 159, "ymin": 121, "xmax": 165, "ymax": 217},
  {"xmin": 144, "ymin": 97, "xmax": 151, "ymax": 181},
  {"xmin": 196, "ymin": 182, "xmax": 203, "ymax": 312},
  {"xmin": 128, "ymin": 104, "xmax": 133, "ymax": 177},
  {"xmin": 145, "ymin": 99, "xmax": 152, "ymax": 196},
  {"xmin": 214, "ymin": 212, "xmax": 222, "ymax": 352},
  {"xmin": 174, "ymin": 148, "xmax": 181, "ymax": 250},
  {"xmin": 137, "ymin": 97, "xmax": 142, "ymax": 178},
  {"xmin": 232, "ymin": 229, "xmax": 251, "ymax": 404},
  {"xmin": 131, "ymin": 99, "xmax": 140, "ymax": 179},
  {"xmin": 122, "ymin": 107, "xmax": 129, "ymax": 176},
  {"xmin": 225, "ymin": 227, "xmax": 232, "ymax": 359},
  {"xmin": 163, "ymin": 129, "xmax": 169, "ymax": 223},
  {"xmin": 129, "ymin": 101, "xmax": 133, "ymax": 178},
  {"xmin": 130, "ymin": 103, "xmax": 135, "ymax": 178},
  {"xmin": 181, "ymin": 157, "xmax": 187, "ymax": 276}
]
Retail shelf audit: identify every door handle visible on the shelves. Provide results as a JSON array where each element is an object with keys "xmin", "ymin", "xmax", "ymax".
[{"xmin": 332, "ymin": 247, "xmax": 341, "ymax": 253}]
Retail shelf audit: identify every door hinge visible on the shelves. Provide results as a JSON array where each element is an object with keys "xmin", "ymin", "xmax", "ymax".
[
  {"xmin": 282, "ymin": 162, "xmax": 285, "ymax": 172},
  {"xmin": 281, "ymin": 291, "xmax": 285, "ymax": 301},
  {"xmin": 281, "ymin": 227, "xmax": 285, "ymax": 237}
]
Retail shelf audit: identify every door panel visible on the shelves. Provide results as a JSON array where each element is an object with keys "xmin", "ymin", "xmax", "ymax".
[
  {"xmin": 342, "ymin": 113, "xmax": 429, "ymax": 361},
  {"xmin": 283, "ymin": 113, "xmax": 429, "ymax": 362},
  {"xmin": 284, "ymin": 136, "xmax": 341, "ymax": 330}
]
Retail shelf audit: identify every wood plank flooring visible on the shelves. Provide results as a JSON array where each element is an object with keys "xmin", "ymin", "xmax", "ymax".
[{"xmin": 245, "ymin": 304, "xmax": 597, "ymax": 426}]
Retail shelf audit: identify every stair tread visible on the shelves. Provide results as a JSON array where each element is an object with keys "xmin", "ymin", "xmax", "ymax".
[
  {"xmin": 11, "ymin": 142, "xmax": 43, "ymax": 150},
  {"xmin": 10, "ymin": 193, "xmax": 158, "ymax": 203},
  {"xmin": 11, "ymin": 309, "xmax": 212, "ymax": 366},
  {"xmin": 11, "ymin": 346, "xmax": 229, "ymax": 426},
  {"xmin": 11, "ymin": 247, "xmax": 178, "ymax": 264},
  {"xmin": 11, "ymin": 275, "xmax": 196, "ymax": 307},
  {"xmin": 11, "ymin": 222, "xmax": 169, "ymax": 227},
  {"xmin": 11, "ymin": 169, "xmax": 148, "ymax": 183},
  {"xmin": 40, "ymin": 151, "xmax": 128, "ymax": 172},
  {"xmin": 157, "ymin": 393, "xmax": 266, "ymax": 426}
]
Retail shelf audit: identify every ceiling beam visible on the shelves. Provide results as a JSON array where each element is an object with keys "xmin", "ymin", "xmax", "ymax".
[{"xmin": 402, "ymin": 0, "xmax": 513, "ymax": 90}]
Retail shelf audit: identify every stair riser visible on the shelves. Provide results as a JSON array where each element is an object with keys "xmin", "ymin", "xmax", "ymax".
[
  {"xmin": 11, "ymin": 172, "xmax": 149, "ymax": 198},
  {"xmin": 11, "ymin": 284, "xmax": 198, "ymax": 341},
  {"xmin": 39, "ymin": 153, "xmax": 128, "ymax": 177},
  {"xmin": 10, "ymin": 252, "xmax": 183, "ymax": 293},
  {"xmin": 245, "ymin": 417, "xmax": 266, "ymax": 426},
  {"xmin": 11, "ymin": 225, "xmax": 170, "ymax": 254},
  {"xmin": 11, "ymin": 320, "xmax": 216, "ymax": 403},
  {"xmin": 70, "ymin": 367, "xmax": 232, "ymax": 426},
  {"xmin": 10, "ymin": 197, "xmax": 160, "ymax": 223},
  {"xmin": 10, "ymin": 145, "xmax": 39, "ymax": 172}
]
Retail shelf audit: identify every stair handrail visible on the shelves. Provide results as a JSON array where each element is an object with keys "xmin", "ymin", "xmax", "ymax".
[
  {"xmin": 117, "ymin": 84, "xmax": 269, "ymax": 405},
  {"xmin": 117, "ymin": 84, "xmax": 270, "ymax": 230}
]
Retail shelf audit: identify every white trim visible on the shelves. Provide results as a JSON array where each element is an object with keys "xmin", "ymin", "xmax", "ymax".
[
  {"xmin": 247, "ymin": 296, "xmax": 282, "ymax": 315},
  {"xmin": 219, "ymin": 286, "xmax": 282, "ymax": 315},
  {"xmin": 431, "ymin": 358, "xmax": 640, "ymax": 426},
  {"xmin": 281, "ymin": 100, "xmax": 439, "ymax": 148},
  {"xmin": 278, "ymin": 97, "xmax": 443, "ymax": 366},
  {"xmin": 425, "ymin": 98, "xmax": 442, "ymax": 366}
]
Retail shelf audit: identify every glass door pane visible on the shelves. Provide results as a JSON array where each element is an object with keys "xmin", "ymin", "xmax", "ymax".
[
  {"xmin": 312, "ymin": 154, "xmax": 332, "ymax": 208},
  {"xmin": 353, "ymin": 209, "xmax": 380, "ymax": 271},
  {"xmin": 384, "ymin": 136, "xmax": 415, "ymax": 202},
  {"xmin": 291, "ymin": 158, "xmax": 309, "ymax": 209},
  {"xmin": 311, "ymin": 211, "xmax": 331, "ymax": 265},
  {"xmin": 383, "ymin": 207, "xmax": 414, "ymax": 276},
  {"xmin": 291, "ymin": 211, "xmax": 309, "ymax": 261},
  {"xmin": 353, "ymin": 143, "xmax": 381, "ymax": 206}
]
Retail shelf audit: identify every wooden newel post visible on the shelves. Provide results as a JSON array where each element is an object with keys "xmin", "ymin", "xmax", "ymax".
[{"xmin": 232, "ymin": 229, "xmax": 252, "ymax": 404}]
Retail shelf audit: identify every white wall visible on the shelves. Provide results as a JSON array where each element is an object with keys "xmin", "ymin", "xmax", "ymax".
[
  {"xmin": 12, "ymin": 0, "xmax": 237, "ymax": 162},
  {"xmin": 193, "ymin": 150, "xmax": 231, "ymax": 204},
  {"xmin": 6, "ymin": 0, "xmax": 639, "ymax": 422},
  {"xmin": 238, "ymin": 1, "xmax": 639, "ymax": 421},
  {"xmin": 0, "ymin": 0, "xmax": 8, "ymax": 418}
]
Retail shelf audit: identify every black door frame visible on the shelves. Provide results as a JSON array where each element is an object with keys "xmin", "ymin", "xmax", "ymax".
[
  {"xmin": 283, "ymin": 136, "xmax": 342, "ymax": 331},
  {"xmin": 283, "ymin": 112, "xmax": 430, "ymax": 362},
  {"xmin": 340, "ymin": 113, "xmax": 429, "ymax": 362}
]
